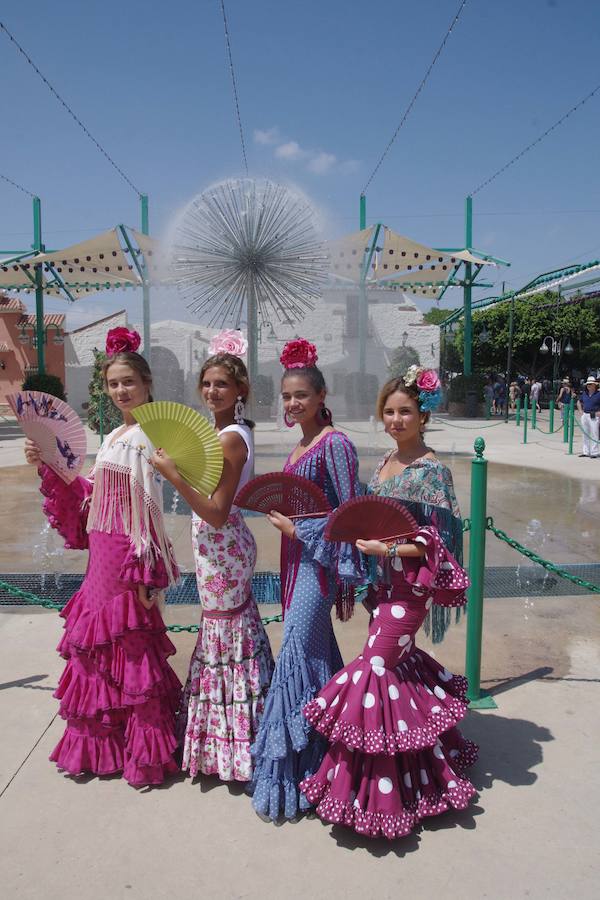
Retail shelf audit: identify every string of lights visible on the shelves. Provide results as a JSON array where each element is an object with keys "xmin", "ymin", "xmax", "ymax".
[
  {"xmin": 362, "ymin": 0, "xmax": 468, "ymax": 193},
  {"xmin": 0, "ymin": 21, "xmax": 141, "ymax": 196},
  {"xmin": 219, "ymin": 0, "xmax": 249, "ymax": 176},
  {"xmin": 471, "ymin": 83, "xmax": 600, "ymax": 196},
  {"xmin": 0, "ymin": 171, "xmax": 35, "ymax": 198}
]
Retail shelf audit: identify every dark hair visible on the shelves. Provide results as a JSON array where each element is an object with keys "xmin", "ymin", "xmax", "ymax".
[
  {"xmin": 376, "ymin": 377, "xmax": 430, "ymax": 428},
  {"xmin": 199, "ymin": 352, "xmax": 254, "ymax": 429},
  {"xmin": 102, "ymin": 351, "xmax": 153, "ymax": 401},
  {"xmin": 281, "ymin": 365, "xmax": 332, "ymax": 424}
]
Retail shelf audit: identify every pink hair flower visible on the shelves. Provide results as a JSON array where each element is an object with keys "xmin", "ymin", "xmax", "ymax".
[
  {"xmin": 208, "ymin": 329, "xmax": 248, "ymax": 357},
  {"xmin": 416, "ymin": 369, "xmax": 441, "ymax": 392},
  {"xmin": 279, "ymin": 338, "xmax": 318, "ymax": 369},
  {"xmin": 105, "ymin": 327, "xmax": 141, "ymax": 355}
]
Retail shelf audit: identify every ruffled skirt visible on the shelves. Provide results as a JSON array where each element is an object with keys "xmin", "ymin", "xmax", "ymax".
[{"xmin": 51, "ymin": 531, "xmax": 181, "ymax": 786}]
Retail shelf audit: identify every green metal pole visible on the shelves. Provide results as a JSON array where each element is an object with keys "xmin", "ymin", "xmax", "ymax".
[
  {"xmin": 568, "ymin": 397, "xmax": 575, "ymax": 455},
  {"xmin": 140, "ymin": 194, "xmax": 151, "ymax": 365},
  {"xmin": 523, "ymin": 393, "xmax": 529, "ymax": 444},
  {"xmin": 485, "ymin": 396, "xmax": 491, "ymax": 419},
  {"xmin": 531, "ymin": 398, "xmax": 537, "ymax": 430},
  {"xmin": 465, "ymin": 438, "xmax": 496, "ymax": 708},
  {"xmin": 33, "ymin": 197, "xmax": 45, "ymax": 376},
  {"xmin": 563, "ymin": 400, "xmax": 570, "ymax": 442},
  {"xmin": 359, "ymin": 193, "xmax": 366, "ymax": 230},
  {"xmin": 463, "ymin": 196, "xmax": 473, "ymax": 377},
  {"xmin": 515, "ymin": 397, "xmax": 521, "ymax": 426},
  {"xmin": 504, "ymin": 286, "xmax": 513, "ymax": 423},
  {"xmin": 549, "ymin": 399, "xmax": 555, "ymax": 433}
]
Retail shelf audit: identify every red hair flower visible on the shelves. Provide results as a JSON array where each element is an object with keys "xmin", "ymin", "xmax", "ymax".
[
  {"xmin": 279, "ymin": 338, "xmax": 318, "ymax": 370},
  {"xmin": 105, "ymin": 327, "xmax": 141, "ymax": 355}
]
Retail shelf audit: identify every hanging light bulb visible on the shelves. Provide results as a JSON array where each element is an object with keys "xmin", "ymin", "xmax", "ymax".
[{"xmin": 564, "ymin": 339, "xmax": 574, "ymax": 354}]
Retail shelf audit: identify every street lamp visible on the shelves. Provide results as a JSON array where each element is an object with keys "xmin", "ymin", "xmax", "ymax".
[
  {"xmin": 539, "ymin": 335, "xmax": 574, "ymax": 393},
  {"xmin": 478, "ymin": 325, "xmax": 490, "ymax": 344},
  {"xmin": 18, "ymin": 321, "xmax": 64, "ymax": 347}
]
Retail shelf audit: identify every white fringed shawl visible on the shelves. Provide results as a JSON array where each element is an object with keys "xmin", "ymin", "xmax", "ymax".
[{"xmin": 86, "ymin": 424, "xmax": 176, "ymax": 584}]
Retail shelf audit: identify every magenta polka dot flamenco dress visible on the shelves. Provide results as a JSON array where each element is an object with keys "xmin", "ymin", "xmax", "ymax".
[{"xmin": 300, "ymin": 457, "xmax": 478, "ymax": 839}]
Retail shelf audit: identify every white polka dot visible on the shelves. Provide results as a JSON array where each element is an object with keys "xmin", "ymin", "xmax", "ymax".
[
  {"xmin": 439, "ymin": 668, "xmax": 453, "ymax": 682},
  {"xmin": 378, "ymin": 777, "xmax": 393, "ymax": 795},
  {"xmin": 372, "ymin": 666, "xmax": 386, "ymax": 677},
  {"xmin": 403, "ymin": 772, "xmax": 412, "ymax": 788},
  {"xmin": 362, "ymin": 692, "xmax": 375, "ymax": 709},
  {"xmin": 441, "ymin": 561, "xmax": 453, "ymax": 570},
  {"xmin": 431, "ymin": 705, "xmax": 442, "ymax": 714},
  {"xmin": 433, "ymin": 744, "xmax": 444, "ymax": 759},
  {"xmin": 412, "ymin": 587, "xmax": 425, "ymax": 596},
  {"xmin": 370, "ymin": 655, "xmax": 385, "ymax": 667},
  {"xmin": 391, "ymin": 604, "xmax": 405, "ymax": 619},
  {"xmin": 434, "ymin": 686, "xmax": 446, "ymax": 700},
  {"xmin": 397, "ymin": 719, "xmax": 408, "ymax": 732},
  {"xmin": 342, "ymin": 702, "xmax": 348, "ymax": 713},
  {"xmin": 353, "ymin": 797, "xmax": 360, "ymax": 808},
  {"xmin": 335, "ymin": 672, "xmax": 348, "ymax": 685},
  {"xmin": 330, "ymin": 695, "xmax": 339, "ymax": 707},
  {"xmin": 367, "ymin": 635, "xmax": 376, "ymax": 648},
  {"xmin": 416, "ymin": 789, "xmax": 422, "ymax": 800},
  {"xmin": 316, "ymin": 697, "xmax": 326, "ymax": 709},
  {"xmin": 425, "ymin": 686, "xmax": 433, "ymax": 695},
  {"xmin": 425, "ymin": 598, "xmax": 433, "ymax": 610},
  {"xmin": 334, "ymin": 763, "xmax": 340, "ymax": 778},
  {"xmin": 327, "ymin": 768, "xmax": 335, "ymax": 782},
  {"xmin": 398, "ymin": 634, "xmax": 411, "ymax": 646},
  {"xmin": 388, "ymin": 685, "xmax": 400, "ymax": 701},
  {"xmin": 352, "ymin": 670, "xmax": 363, "ymax": 684},
  {"xmin": 410, "ymin": 698, "xmax": 418, "ymax": 710},
  {"xmin": 420, "ymin": 769, "xmax": 429, "ymax": 785},
  {"xmin": 449, "ymin": 749, "xmax": 459, "ymax": 759},
  {"xmin": 447, "ymin": 780, "xmax": 457, "ymax": 789}
]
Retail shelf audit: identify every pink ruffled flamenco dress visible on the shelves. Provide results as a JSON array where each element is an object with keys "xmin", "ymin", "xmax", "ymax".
[
  {"xmin": 300, "ymin": 526, "xmax": 478, "ymax": 839},
  {"xmin": 40, "ymin": 423, "xmax": 182, "ymax": 787}
]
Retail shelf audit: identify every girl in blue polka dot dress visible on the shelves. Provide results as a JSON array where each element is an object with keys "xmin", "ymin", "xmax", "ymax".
[
  {"xmin": 300, "ymin": 369, "xmax": 479, "ymax": 839},
  {"xmin": 247, "ymin": 339, "xmax": 367, "ymax": 821}
]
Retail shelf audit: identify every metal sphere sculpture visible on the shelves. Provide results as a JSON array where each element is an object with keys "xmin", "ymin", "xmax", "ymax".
[{"xmin": 169, "ymin": 178, "xmax": 328, "ymax": 329}]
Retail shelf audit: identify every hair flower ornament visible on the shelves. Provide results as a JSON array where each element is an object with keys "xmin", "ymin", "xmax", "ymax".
[
  {"xmin": 208, "ymin": 329, "xmax": 248, "ymax": 357},
  {"xmin": 105, "ymin": 327, "xmax": 141, "ymax": 355},
  {"xmin": 402, "ymin": 365, "xmax": 442, "ymax": 412},
  {"xmin": 279, "ymin": 338, "xmax": 318, "ymax": 370}
]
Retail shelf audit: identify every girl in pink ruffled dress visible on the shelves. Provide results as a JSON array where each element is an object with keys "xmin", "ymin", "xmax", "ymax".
[
  {"xmin": 151, "ymin": 331, "xmax": 274, "ymax": 783},
  {"xmin": 300, "ymin": 368, "xmax": 479, "ymax": 839},
  {"xmin": 24, "ymin": 328, "xmax": 181, "ymax": 787}
]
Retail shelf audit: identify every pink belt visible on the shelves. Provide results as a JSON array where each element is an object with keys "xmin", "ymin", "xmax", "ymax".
[{"xmin": 202, "ymin": 595, "xmax": 251, "ymax": 620}]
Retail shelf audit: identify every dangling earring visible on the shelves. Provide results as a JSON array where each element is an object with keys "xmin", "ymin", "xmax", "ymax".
[
  {"xmin": 284, "ymin": 411, "xmax": 295, "ymax": 428},
  {"xmin": 234, "ymin": 396, "xmax": 245, "ymax": 425},
  {"xmin": 320, "ymin": 403, "xmax": 333, "ymax": 425}
]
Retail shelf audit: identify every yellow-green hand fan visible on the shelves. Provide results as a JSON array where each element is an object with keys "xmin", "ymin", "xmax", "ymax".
[{"xmin": 132, "ymin": 401, "xmax": 223, "ymax": 495}]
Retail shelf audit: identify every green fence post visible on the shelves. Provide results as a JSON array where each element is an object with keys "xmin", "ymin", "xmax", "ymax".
[
  {"xmin": 99, "ymin": 394, "xmax": 104, "ymax": 444},
  {"xmin": 516, "ymin": 397, "xmax": 521, "ymax": 427},
  {"xmin": 485, "ymin": 396, "xmax": 491, "ymax": 420},
  {"xmin": 465, "ymin": 438, "xmax": 497, "ymax": 708},
  {"xmin": 568, "ymin": 397, "xmax": 575, "ymax": 455},
  {"xmin": 531, "ymin": 399, "xmax": 537, "ymax": 430},
  {"xmin": 523, "ymin": 394, "xmax": 529, "ymax": 444},
  {"xmin": 563, "ymin": 400, "xmax": 570, "ymax": 443},
  {"xmin": 549, "ymin": 399, "xmax": 555, "ymax": 433}
]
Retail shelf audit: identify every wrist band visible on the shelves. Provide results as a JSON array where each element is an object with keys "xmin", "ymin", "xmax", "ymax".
[{"xmin": 387, "ymin": 543, "xmax": 399, "ymax": 558}]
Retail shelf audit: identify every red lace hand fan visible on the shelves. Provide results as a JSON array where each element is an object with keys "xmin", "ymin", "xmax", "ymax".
[
  {"xmin": 324, "ymin": 495, "xmax": 419, "ymax": 543},
  {"xmin": 234, "ymin": 472, "xmax": 331, "ymax": 518}
]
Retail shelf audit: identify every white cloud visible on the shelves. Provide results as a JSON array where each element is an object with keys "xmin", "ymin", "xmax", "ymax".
[
  {"xmin": 254, "ymin": 125, "xmax": 359, "ymax": 177},
  {"xmin": 253, "ymin": 127, "xmax": 280, "ymax": 145},
  {"xmin": 275, "ymin": 141, "xmax": 306, "ymax": 161}
]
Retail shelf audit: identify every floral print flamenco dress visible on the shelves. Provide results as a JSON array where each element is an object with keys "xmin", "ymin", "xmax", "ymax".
[
  {"xmin": 41, "ymin": 424, "xmax": 181, "ymax": 786},
  {"xmin": 248, "ymin": 431, "xmax": 366, "ymax": 821},
  {"xmin": 179, "ymin": 423, "xmax": 274, "ymax": 782},
  {"xmin": 300, "ymin": 454, "xmax": 479, "ymax": 839}
]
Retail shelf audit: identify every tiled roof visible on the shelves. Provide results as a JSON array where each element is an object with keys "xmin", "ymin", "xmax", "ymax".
[
  {"xmin": 18, "ymin": 313, "xmax": 65, "ymax": 327},
  {"xmin": 0, "ymin": 295, "xmax": 26, "ymax": 313}
]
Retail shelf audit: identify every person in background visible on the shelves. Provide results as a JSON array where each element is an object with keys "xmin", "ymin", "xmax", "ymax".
[
  {"xmin": 556, "ymin": 378, "xmax": 573, "ymax": 422},
  {"xmin": 577, "ymin": 375, "xmax": 600, "ymax": 458},
  {"xmin": 509, "ymin": 381, "xmax": 521, "ymax": 412},
  {"xmin": 530, "ymin": 378, "xmax": 542, "ymax": 413}
]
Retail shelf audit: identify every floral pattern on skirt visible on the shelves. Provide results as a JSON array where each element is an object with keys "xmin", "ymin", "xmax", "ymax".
[{"xmin": 179, "ymin": 511, "xmax": 274, "ymax": 781}]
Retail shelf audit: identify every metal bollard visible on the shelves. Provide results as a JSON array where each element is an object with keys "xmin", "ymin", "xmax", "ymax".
[
  {"xmin": 568, "ymin": 397, "xmax": 575, "ymax": 455},
  {"xmin": 465, "ymin": 438, "xmax": 497, "ymax": 708},
  {"xmin": 531, "ymin": 399, "xmax": 537, "ymax": 430},
  {"xmin": 523, "ymin": 394, "xmax": 529, "ymax": 444},
  {"xmin": 516, "ymin": 398, "xmax": 521, "ymax": 426},
  {"xmin": 563, "ymin": 400, "xmax": 570, "ymax": 443},
  {"xmin": 549, "ymin": 399, "xmax": 555, "ymax": 433}
]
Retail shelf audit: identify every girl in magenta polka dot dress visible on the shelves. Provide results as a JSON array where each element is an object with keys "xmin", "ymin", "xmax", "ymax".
[
  {"xmin": 300, "ymin": 367, "xmax": 478, "ymax": 839},
  {"xmin": 24, "ymin": 328, "xmax": 181, "ymax": 787}
]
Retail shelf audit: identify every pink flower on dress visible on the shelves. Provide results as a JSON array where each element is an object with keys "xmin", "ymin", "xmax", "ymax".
[
  {"xmin": 279, "ymin": 338, "xmax": 318, "ymax": 370},
  {"xmin": 105, "ymin": 327, "xmax": 141, "ymax": 355},
  {"xmin": 206, "ymin": 572, "xmax": 229, "ymax": 599},
  {"xmin": 416, "ymin": 369, "xmax": 441, "ymax": 392}
]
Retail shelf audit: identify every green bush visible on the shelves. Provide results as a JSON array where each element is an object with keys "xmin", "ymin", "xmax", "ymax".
[
  {"xmin": 448, "ymin": 373, "xmax": 486, "ymax": 403},
  {"xmin": 387, "ymin": 345, "xmax": 420, "ymax": 379},
  {"xmin": 87, "ymin": 348, "xmax": 122, "ymax": 434},
  {"xmin": 21, "ymin": 373, "xmax": 67, "ymax": 401}
]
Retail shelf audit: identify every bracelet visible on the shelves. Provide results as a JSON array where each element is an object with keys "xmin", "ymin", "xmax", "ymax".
[{"xmin": 387, "ymin": 543, "xmax": 399, "ymax": 558}]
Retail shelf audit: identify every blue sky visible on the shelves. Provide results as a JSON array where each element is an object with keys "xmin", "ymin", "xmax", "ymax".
[{"xmin": 1, "ymin": 0, "xmax": 599, "ymax": 329}]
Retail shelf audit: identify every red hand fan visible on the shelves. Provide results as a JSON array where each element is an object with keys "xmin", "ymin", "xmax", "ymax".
[
  {"xmin": 234, "ymin": 472, "xmax": 332, "ymax": 518},
  {"xmin": 324, "ymin": 495, "xmax": 419, "ymax": 543},
  {"xmin": 7, "ymin": 390, "xmax": 87, "ymax": 484}
]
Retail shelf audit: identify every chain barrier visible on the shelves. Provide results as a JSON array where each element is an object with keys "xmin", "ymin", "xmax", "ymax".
[
  {"xmin": 485, "ymin": 518, "xmax": 600, "ymax": 594},
  {"xmin": 434, "ymin": 417, "xmax": 507, "ymax": 430},
  {"xmin": 572, "ymin": 415, "xmax": 600, "ymax": 445}
]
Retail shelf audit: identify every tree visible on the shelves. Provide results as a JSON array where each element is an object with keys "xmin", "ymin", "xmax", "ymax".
[
  {"xmin": 423, "ymin": 307, "xmax": 459, "ymax": 326},
  {"xmin": 87, "ymin": 348, "xmax": 122, "ymax": 434},
  {"xmin": 21, "ymin": 372, "xmax": 67, "ymax": 401},
  {"xmin": 450, "ymin": 292, "xmax": 599, "ymax": 378},
  {"xmin": 387, "ymin": 345, "xmax": 420, "ymax": 378}
]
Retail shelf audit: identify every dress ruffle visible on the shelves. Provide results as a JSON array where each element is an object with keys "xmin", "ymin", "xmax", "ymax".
[
  {"xmin": 180, "ymin": 602, "xmax": 274, "ymax": 782},
  {"xmin": 247, "ymin": 626, "xmax": 335, "ymax": 820},
  {"xmin": 39, "ymin": 465, "xmax": 92, "ymax": 550}
]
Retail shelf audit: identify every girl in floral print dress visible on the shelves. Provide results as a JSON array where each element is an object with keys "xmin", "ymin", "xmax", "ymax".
[{"xmin": 152, "ymin": 331, "xmax": 274, "ymax": 782}]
